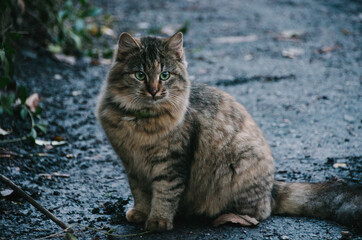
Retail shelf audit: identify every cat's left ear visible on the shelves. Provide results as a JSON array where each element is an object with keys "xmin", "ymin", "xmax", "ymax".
[
  {"xmin": 116, "ymin": 32, "xmax": 140, "ymax": 60},
  {"xmin": 165, "ymin": 32, "xmax": 184, "ymax": 60}
]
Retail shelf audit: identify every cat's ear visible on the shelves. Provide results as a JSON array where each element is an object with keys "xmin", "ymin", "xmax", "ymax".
[
  {"xmin": 116, "ymin": 32, "xmax": 140, "ymax": 59},
  {"xmin": 165, "ymin": 32, "xmax": 184, "ymax": 60}
]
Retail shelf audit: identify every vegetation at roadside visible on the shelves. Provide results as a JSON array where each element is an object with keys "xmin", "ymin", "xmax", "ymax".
[{"xmin": 0, "ymin": 0, "xmax": 112, "ymax": 143}]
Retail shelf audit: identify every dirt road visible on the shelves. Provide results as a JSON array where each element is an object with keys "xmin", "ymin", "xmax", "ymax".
[{"xmin": 1, "ymin": 0, "xmax": 361, "ymax": 239}]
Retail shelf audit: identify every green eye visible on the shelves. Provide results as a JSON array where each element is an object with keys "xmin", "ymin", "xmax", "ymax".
[
  {"xmin": 135, "ymin": 71, "xmax": 146, "ymax": 81},
  {"xmin": 160, "ymin": 71, "xmax": 170, "ymax": 81}
]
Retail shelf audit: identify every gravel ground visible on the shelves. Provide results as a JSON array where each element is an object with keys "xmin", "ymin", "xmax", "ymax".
[{"xmin": 1, "ymin": 0, "xmax": 361, "ymax": 239}]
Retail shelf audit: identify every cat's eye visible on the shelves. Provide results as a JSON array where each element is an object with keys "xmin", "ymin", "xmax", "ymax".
[
  {"xmin": 135, "ymin": 71, "xmax": 146, "ymax": 81},
  {"xmin": 160, "ymin": 71, "xmax": 170, "ymax": 81}
]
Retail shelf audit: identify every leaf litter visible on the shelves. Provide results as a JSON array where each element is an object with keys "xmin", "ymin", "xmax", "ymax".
[{"xmin": 213, "ymin": 213, "xmax": 259, "ymax": 227}]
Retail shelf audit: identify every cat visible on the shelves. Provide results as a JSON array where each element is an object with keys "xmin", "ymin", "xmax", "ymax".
[{"xmin": 96, "ymin": 32, "xmax": 362, "ymax": 232}]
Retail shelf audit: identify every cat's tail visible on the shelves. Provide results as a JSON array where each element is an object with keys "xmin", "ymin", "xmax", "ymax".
[{"xmin": 271, "ymin": 181, "xmax": 362, "ymax": 228}]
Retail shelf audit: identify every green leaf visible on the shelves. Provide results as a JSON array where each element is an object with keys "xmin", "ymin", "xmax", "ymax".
[
  {"xmin": 0, "ymin": 76, "xmax": 10, "ymax": 89},
  {"xmin": 30, "ymin": 128, "xmax": 37, "ymax": 139},
  {"xmin": 16, "ymin": 85, "xmax": 28, "ymax": 104},
  {"xmin": 102, "ymin": 48, "xmax": 114, "ymax": 59},
  {"xmin": 0, "ymin": 49, "xmax": 5, "ymax": 62},
  {"xmin": 69, "ymin": 32, "xmax": 82, "ymax": 49},
  {"xmin": 0, "ymin": 106, "xmax": 3, "ymax": 114},
  {"xmin": 47, "ymin": 44, "xmax": 63, "ymax": 53},
  {"xmin": 36, "ymin": 124, "xmax": 47, "ymax": 134},
  {"xmin": 74, "ymin": 19, "xmax": 85, "ymax": 32},
  {"xmin": 57, "ymin": 10, "xmax": 67, "ymax": 22},
  {"xmin": 20, "ymin": 107, "xmax": 27, "ymax": 120},
  {"xmin": 4, "ymin": 107, "xmax": 13, "ymax": 115},
  {"xmin": 1, "ymin": 94, "xmax": 15, "ymax": 107},
  {"xmin": 86, "ymin": 7, "xmax": 102, "ymax": 17}
]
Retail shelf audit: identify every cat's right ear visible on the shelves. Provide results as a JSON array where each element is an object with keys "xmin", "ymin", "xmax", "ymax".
[{"xmin": 116, "ymin": 32, "xmax": 140, "ymax": 60}]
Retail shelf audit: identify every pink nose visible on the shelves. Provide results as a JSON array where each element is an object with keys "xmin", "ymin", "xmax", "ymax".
[{"xmin": 149, "ymin": 89, "xmax": 158, "ymax": 96}]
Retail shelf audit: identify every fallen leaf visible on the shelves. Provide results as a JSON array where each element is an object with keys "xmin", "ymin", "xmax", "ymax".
[
  {"xmin": 276, "ymin": 30, "xmax": 305, "ymax": 41},
  {"xmin": 53, "ymin": 172, "xmax": 70, "ymax": 178},
  {"xmin": 1, "ymin": 189, "xmax": 14, "ymax": 197},
  {"xmin": 282, "ymin": 48, "xmax": 304, "ymax": 58},
  {"xmin": 25, "ymin": 93, "xmax": 39, "ymax": 112},
  {"xmin": 35, "ymin": 139, "xmax": 67, "ymax": 146},
  {"xmin": 244, "ymin": 54, "xmax": 253, "ymax": 61},
  {"xmin": 39, "ymin": 173, "xmax": 52, "ymax": 180},
  {"xmin": 71, "ymin": 90, "xmax": 82, "ymax": 96},
  {"xmin": 54, "ymin": 74, "xmax": 62, "ymax": 80},
  {"xmin": 137, "ymin": 22, "xmax": 150, "ymax": 29},
  {"xmin": 212, "ymin": 213, "xmax": 259, "ymax": 227},
  {"xmin": 101, "ymin": 26, "xmax": 116, "ymax": 38},
  {"xmin": 39, "ymin": 172, "xmax": 70, "ymax": 179},
  {"xmin": 99, "ymin": 58, "xmax": 112, "ymax": 65},
  {"xmin": 212, "ymin": 35, "xmax": 258, "ymax": 44},
  {"xmin": 88, "ymin": 23, "xmax": 99, "ymax": 35},
  {"xmin": 321, "ymin": 45, "xmax": 339, "ymax": 53},
  {"xmin": 45, "ymin": 145, "xmax": 53, "ymax": 150},
  {"xmin": 0, "ymin": 127, "xmax": 10, "ymax": 136},
  {"xmin": 54, "ymin": 53, "xmax": 76, "ymax": 65},
  {"xmin": 52, "ymin": 136, "xmax": 65, "ymax": 141},
  {"xmin": 161, "ymin": 25, "xmax": 183, "ymax": 36},
  {"xmin": 37, "ymin": 153, "xmax": 49, "ymax": 157},
  {"xmin": 333, "ymin": 163, "xmax": 347, "ymax": 169}
]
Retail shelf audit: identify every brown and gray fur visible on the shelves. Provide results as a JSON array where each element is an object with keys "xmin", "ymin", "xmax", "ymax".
[{"xmin": 96, "ymin": 32, "xmax": 362, "ymax": 231}]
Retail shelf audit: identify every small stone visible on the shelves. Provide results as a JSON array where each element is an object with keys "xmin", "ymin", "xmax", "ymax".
[
  {"xmin": 333, "ymin": 163, "xmax": 347, "ymax": 169},
  {"xmin": 344, "ymin": 114, "xmax": 355, "ymax": 123},
  {"xmin": 280, "ymin": 236, "xmax": 289, "ymax": 240}
]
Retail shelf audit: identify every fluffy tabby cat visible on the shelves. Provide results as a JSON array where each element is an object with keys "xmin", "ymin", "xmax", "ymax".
[{"xmin": 96, "ymin": 32, "xmax": 361, "ymax": 231}]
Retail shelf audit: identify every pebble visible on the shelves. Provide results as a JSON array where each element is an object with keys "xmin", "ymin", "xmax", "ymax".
[{"xmin": 344, "ymin": 114, "xmax": 355, "ymax": 123}]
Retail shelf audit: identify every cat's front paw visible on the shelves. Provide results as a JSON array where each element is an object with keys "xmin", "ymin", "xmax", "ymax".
[
  {"xmin": 126, "ymin": 208, "xmax": 148, "ymax": 223},
  {"xmin": 145, "ymin": 217, "xmax": 173, "ymax": 232}
]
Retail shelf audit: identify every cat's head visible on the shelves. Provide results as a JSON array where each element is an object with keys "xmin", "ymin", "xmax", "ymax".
[{"xmin": 106, "ymin": 32, "xmax": 190, "ymax": 114}]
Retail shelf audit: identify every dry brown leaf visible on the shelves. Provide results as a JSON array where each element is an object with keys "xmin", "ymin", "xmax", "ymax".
[
  {"xmin": 25, "ymin": 93, "xmax": 39, "ymax": 112},
  {"xmin": 213, "ymin": 213, "xmax": 259, "ymax": 227},
  {"xmin": 52, "ymin": 136, "xmax": 65, "ymax": 141}
]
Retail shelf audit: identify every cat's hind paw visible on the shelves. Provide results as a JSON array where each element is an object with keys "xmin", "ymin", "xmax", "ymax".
[
  {"xmin": 126, "ymin": 208, "xmax": 148, "ymax": 223},
  {"xmin": 145, "ymin": 217, "xmax": 173, "ymax": 232}
]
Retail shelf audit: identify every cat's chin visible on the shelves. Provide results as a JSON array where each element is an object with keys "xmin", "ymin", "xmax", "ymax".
[{"xmin": 143, "ymin": 95, "xmax": 165, "ymax": 102}]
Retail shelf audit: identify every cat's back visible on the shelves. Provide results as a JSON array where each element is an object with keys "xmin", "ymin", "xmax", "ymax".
[{"xmin": 188, "ymin": 82, "xmax": 247, "ymax": 122}]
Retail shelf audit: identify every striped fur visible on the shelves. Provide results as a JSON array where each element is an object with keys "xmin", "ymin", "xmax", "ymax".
[{"xmin": 96, "ymin": 33, "xmax": 362, "ymax": 231}]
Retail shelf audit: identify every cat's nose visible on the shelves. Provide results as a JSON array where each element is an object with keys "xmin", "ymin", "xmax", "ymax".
[{"xmin": 148, "ymin": 88, "xmax": 159, "ymax": 96}]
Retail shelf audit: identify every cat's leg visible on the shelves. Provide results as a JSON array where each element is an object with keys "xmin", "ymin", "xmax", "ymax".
[
  {"xmin": 126, "ymin": 176, "xmax": 150, "ymax": 223},
  {"xmin": 145, "ymin": 158, "xmax": 187, "ymax": 231}
]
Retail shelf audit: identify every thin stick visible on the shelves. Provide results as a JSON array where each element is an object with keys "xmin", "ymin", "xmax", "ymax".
[
  {"xmin": 78, "ymin": 224, "xmax": 150, "ymax": 238},
  {"xmin": 35, "ymin": 224, "xmax": 77, "ymax": 240},
  {"xmin": 0, "ymin": 174, "xmax": 69, "ymax": 230}
]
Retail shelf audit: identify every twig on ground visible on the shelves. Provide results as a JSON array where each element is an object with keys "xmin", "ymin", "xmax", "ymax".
[
  {"xmin": 78, "ymin": 224, "xmax": 150, "ymax": 238},
  {"xmin": 0, "ymin": 174, "xmax": 71, "ymax": 230},
  {"xmin": 0, "ymin": 174, "xmax": 150, "ymax": 239},
  {"xmin": 35, "ymin": 224, "xmax": 77, "ymax": 240}
]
